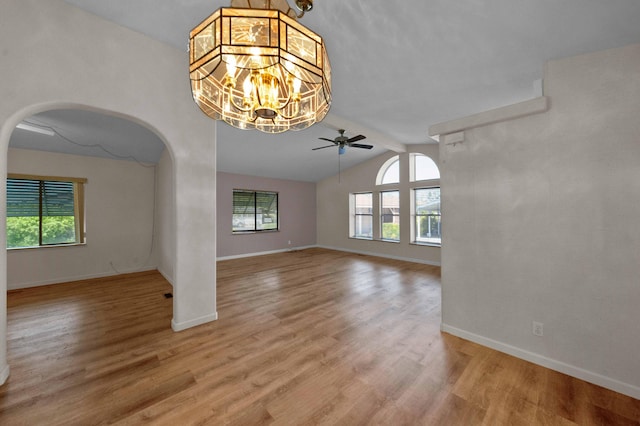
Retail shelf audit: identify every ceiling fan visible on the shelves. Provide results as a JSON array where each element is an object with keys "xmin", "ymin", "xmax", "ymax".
[{"xmin": 312, "ymin": 129, "xmax": 373, "ymax": 155}]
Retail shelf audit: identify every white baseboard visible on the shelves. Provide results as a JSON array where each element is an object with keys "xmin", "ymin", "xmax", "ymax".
[
  {"xmin": 217, "ymin": 245, "xmax": 316, "ymax": 261},
  {"xmin": 157, "ymin": 266, "xmax": 174, "ymax": 287},
  {"xmin": 317, "ymin": 245, "xmax": 441, "ymax": 267},
  {"xmin": 171, "ymin": 312, "xmax": 218, "ymax": 332},
  {"xmin": 441, "ymin": 323, "xmax": 640, "ymax": 400},
  {"xmin": 217, "ymin": 245, "xmax": 440, "ymax": 267},
  {"xmin": 0, "ymin": 364, "xmax": 9, "ymax": 386},
  {"xmin": 7, "ymin": 266, "xmax": 159, "ymax": 290}
]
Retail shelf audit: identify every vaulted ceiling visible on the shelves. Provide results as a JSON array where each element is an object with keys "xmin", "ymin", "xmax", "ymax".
[{"xmin": 11, "ymin": 0, "xmax": 640, "ymax": 181}]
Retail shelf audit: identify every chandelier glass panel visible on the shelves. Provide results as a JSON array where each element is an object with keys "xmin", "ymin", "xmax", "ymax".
[{"xmin": 189, "ymin": 1, "xmax": 331, "ymax": 133}]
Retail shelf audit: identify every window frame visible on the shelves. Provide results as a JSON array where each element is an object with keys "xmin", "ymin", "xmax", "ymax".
[
  {"xmin": 410, "ymin": 153, "xmax": 440, "ymax": 182},
  {"xmin": 232, "ymin": 189, "xmax": 279, "ymax": 233},
  {"xmin": 412, "ymin": 186, "xmax": 441, "ymax": 247},
  {"xmin": 376, "ymin": 155, "xmax": 400, "ymax": 185},
  {"xmin": 380, "ymin": 189, "xmax": 400, "ymax": 242},
  {"xmin": 350, "ymin": 191, "xmax": 373, "ymax": 240},
  {"xmin": 6, "ymin": 173, "xmax": 86, "ymax": 249}
]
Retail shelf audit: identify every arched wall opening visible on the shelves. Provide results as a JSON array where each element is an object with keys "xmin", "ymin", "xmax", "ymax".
[{"xmin": 6, "ymin": 105, "xmax": 174, "ymax": 289}]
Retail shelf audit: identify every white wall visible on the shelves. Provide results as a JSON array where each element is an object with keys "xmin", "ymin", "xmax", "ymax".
[
  {"xmin": 156, "ymin": 149, "xmax": 175, "ymax": 284},
  {"xmin": 0, "ymin": 0, "xmax": 218, "ymax": 385},
  {"xmin": 217, "ymin": 172, "xmax": 316, "ymax": 258},
  {"xmin": 316, "ymin": 145, "xmax": 440, "ymax": 265},
  {"xmin": 439, "ymin": 43, "xmax": 640, "ymax": 398},
  {"xmin": 7, "ymin": 148, "xmax": 157, "ymax": 289}
]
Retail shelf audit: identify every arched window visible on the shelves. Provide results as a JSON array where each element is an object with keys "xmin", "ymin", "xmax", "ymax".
[
  {"xmin": 411, "ymin": 153, "xmax": 440, "ymax": 181},
  {"xmin": 373, "ymin": 156, "xmax": 400, "ymax": 240},
  {"xmin": 376, "ymin": 156, "xmax": 400, "ymax": 185}
]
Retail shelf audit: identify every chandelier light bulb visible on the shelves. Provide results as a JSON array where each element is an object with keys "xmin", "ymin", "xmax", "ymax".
[
  {"xmin": 243, "ymin": 75, "xmax": 253, "ymax": 98},
  {"xmin": 225, "ymin": 57, "xmax": 237, "ymax": 78}
]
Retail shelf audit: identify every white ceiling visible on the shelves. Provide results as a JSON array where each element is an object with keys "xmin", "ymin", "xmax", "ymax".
[
  {"xmin": 11, "ymin": 0, "xmax": 640, "ymax": 181},
  {"xmin": 11, "ymin": 110, "xmax": 166, "ymax": 164}
]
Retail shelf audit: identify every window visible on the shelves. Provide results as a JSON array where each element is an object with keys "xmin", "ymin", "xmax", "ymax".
[
  {"xmin": 232, "ymin": 190, "xmax": 278, "ymax": 232},
  {"xmin": 351, "ymin": 152, "xmax": 441, "ymax": 246},
  {"xmin": 411, "ymin": 153, "xmax": 440, "ymax": 181},
  {"xmin": 411, "ymin": 154, "xmax": 441, "ymax": 246},
  {"xmin": 380, "ymin": 190, "xmax": 400, "ymax": 241},
  {"xmin": 376, "ymin": 156, "xmax": 400, "ymax": 185},
  {"xmin": 350, "ymin": 192, "xmax": 372, "ymax": 239},
  {"xmin": 413, "ymin": 187, "xmax": 441, "ymax": 245},
  {"xmin": 6, "ymin": 174, "xmax": 86, "ymax": 248}
]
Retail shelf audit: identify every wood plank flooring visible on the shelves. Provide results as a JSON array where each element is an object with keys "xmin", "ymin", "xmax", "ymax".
[{"xmin": 1, "ymin": 248, "xmax": 638, "ymax": 425}]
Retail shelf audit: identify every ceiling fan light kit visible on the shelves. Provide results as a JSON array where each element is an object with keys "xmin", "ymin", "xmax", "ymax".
[{"xmin": 189, "ymin": 0, "xmax": 331, "ymax": 133}]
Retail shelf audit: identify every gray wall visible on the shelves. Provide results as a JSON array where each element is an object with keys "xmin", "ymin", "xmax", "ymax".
[
  {"xmin": 217, "ymin": 172, "xmax": 317, "ymax": 258},
  {"xmin": 440, "ymin": 43, "xmax": 640, "ymax": 398},
  {"xmin": 156, "ymin": 149, "xmax": 175, "ymax": 285}
]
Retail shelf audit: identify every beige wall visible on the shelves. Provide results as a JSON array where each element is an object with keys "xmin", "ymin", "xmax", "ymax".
[
  {"xmin": 316, "ymin": 144, "xmax": 441, "ymax": 265},
  {"xmin": 7, "ymin": 148, "xmax": 157, "ymax": 289},
  {"xmin": 439, "ymin": 43, "xmax": 640, "ymax": 398}
]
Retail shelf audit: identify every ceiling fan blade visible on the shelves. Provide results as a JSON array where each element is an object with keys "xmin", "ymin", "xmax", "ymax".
[
  {"xmin": 347, "ymin": 134, "xmax": 366, "ymax": 143},
  {"xmin": 312, "ymin": 144, "xmax": 336, "ymax": 150},
  {"xmin": 350, "ymin": 143, "xmax": 374, "ymax": 150},
  {"xmin": 318, "ymin": 137, "xmax": 336, "ymax": 142}
]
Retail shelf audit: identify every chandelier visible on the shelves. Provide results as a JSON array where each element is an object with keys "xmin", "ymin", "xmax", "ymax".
[{"xmin": 189, "ymin": 0, "xmax": 331, "ymax": 133}]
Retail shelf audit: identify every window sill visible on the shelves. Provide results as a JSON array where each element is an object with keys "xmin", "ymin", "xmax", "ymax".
[
  {"xmin": 347, "ymin": 238, "xmax": 440, "ymax": 247},
  {"xmin": 410, "ymin": 241, "xmax": 441, "ymax": 248},
  {"xmin": 7, "ymin": 242, "xmax": 87, "ymax": 251},
  {"xmin": 378, "ymin": 238, "xmax": 400, "ymax": 244},
  {"xmin": 232, "ymin": 229, "xmax": 280, "ymax": 235},
  {"xmin": 348, "ymin": 237, "xmax": 401, "ymax": 244}
]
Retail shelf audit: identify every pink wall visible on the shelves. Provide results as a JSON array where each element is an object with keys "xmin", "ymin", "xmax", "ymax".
[{"xmin": 217, "ymin": 172, "xmax": 316, "ymax": 258}]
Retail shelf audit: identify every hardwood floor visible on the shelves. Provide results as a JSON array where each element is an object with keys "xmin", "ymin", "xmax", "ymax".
[{"xmin": 1, "ymin": 248, "xmax": 638, "ymax": 425}]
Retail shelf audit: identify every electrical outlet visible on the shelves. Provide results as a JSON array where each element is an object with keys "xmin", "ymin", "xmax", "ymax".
[{"xmin": 532, "ymin": 321, "xmax": 543, "ymax": 336}]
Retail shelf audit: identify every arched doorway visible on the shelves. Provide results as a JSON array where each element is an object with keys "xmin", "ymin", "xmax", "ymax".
[{"xmin": 1, "ymin": 100, "xmax": 217, "ymax": 387}]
